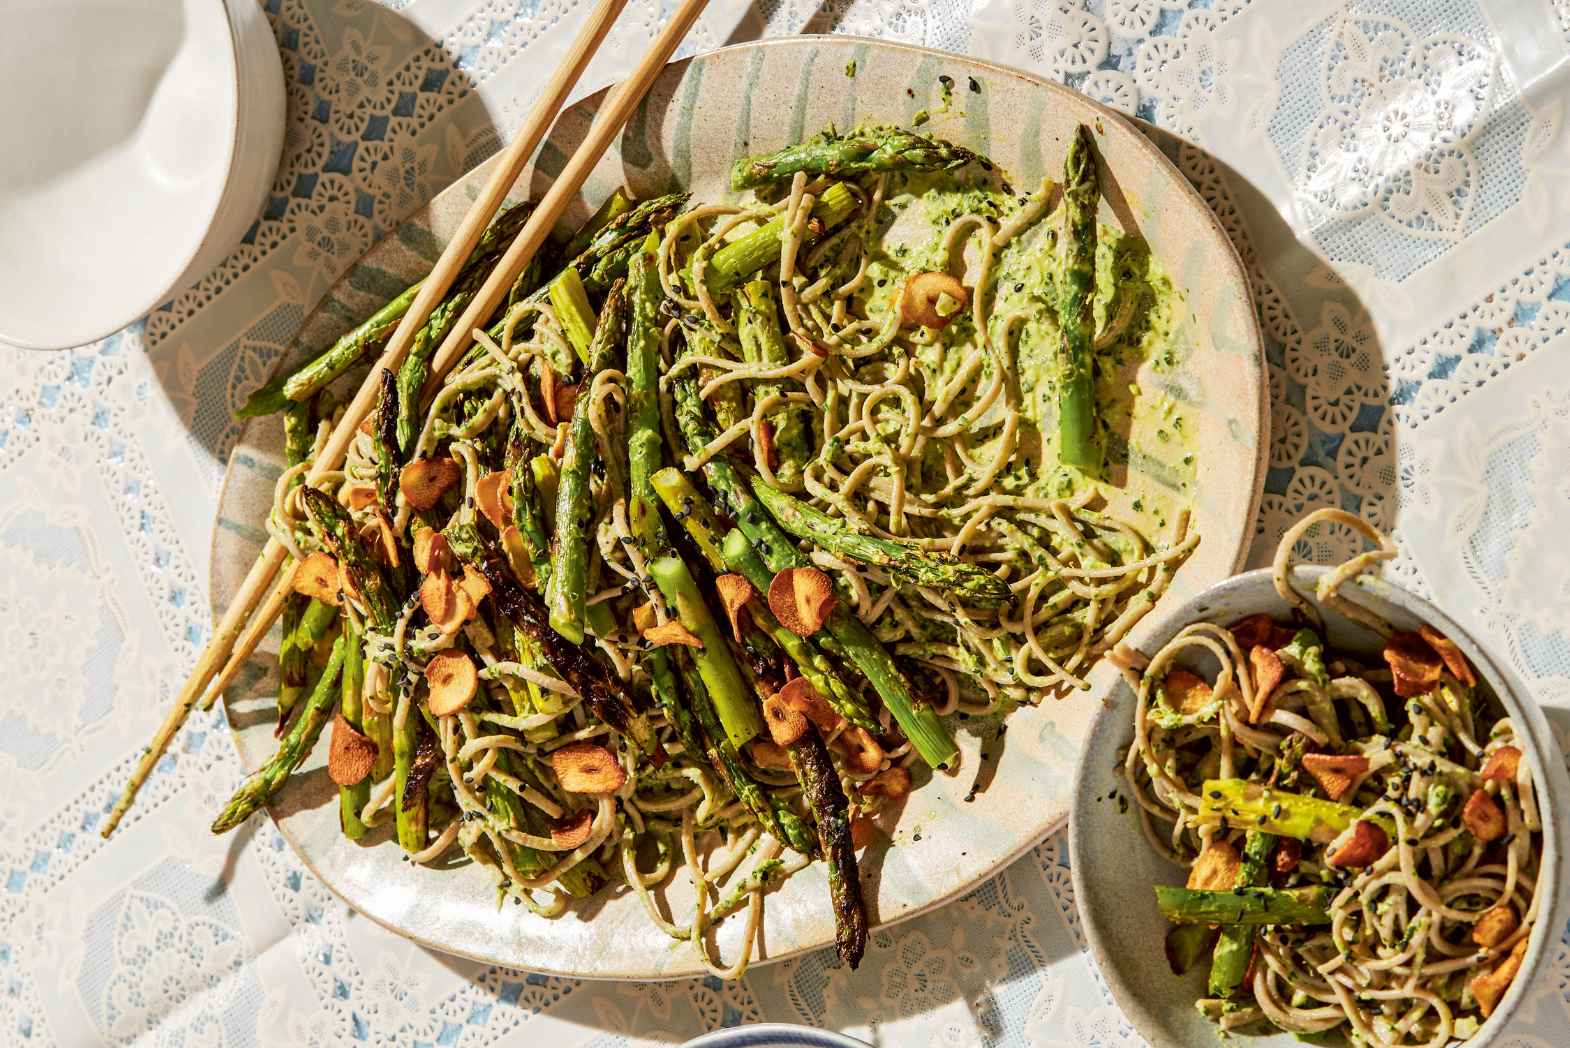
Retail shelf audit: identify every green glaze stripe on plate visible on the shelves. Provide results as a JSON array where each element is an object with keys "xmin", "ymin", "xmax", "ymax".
[
  {"xmin": 732, "ymin": 45, "xmax": 765, "ymax": 163},
  {"xmin": 786, "ymin": 47, "xmax": 818, "ymax": 148},
  {"xmin": 670, "ymin": 54, "xmax": 705, "ymax": 190},
  {"xmin": 210, "ymin": 36, "xmax": 1265, "ymax": 981}
]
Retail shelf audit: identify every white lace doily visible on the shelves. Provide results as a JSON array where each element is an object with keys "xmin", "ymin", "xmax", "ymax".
[{"xmin": 3, "ymin": 1, "xmax": 1568, "ymax": 1045}]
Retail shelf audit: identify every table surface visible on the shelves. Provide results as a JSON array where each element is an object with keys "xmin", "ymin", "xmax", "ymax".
[{"xmin": 4, "ymin": 1, "xmax": 1570, "ymax": 1045}]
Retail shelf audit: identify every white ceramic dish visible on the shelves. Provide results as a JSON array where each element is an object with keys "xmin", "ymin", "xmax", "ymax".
[
  {"xmin": 212, "ymin": 36, "xmax": 1267, "ymax": 978},
  {"xmin": 681, "ymin": 1025, "xmax": 872, "ymax": 1048},
  {"xmin": 0, "ymin": 0, "xmax": 284, "ymax": 350},
  {"xmin": 1071, "ymin": 566, "xmax": 1570, "ymax": 1048}
]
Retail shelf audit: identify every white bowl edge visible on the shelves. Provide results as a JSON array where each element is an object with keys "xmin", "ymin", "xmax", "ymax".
[{"xmin": 1069, "ymin": 566, "xmax": 1570, "ymax": 1048}]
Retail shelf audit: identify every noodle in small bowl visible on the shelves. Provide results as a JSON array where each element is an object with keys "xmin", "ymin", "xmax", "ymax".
[{"xmin": 1070, "ymin": 532, "xmax": 1569, "ymax": 1048}]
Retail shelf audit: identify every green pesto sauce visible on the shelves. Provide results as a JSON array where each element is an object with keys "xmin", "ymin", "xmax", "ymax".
[{"xmin": 850, "ymin": 167, "xmax": 1196, "ymax": 538}]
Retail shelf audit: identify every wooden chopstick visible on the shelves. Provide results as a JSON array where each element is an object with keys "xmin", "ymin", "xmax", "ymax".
[
  {"xmin": 418, "ymin": 0, "xmax": 713, "ymax": 396},
  {"xmin": 199, "ymin": 0, "xmax": 716, "ymax": 711},
  {"xmin": 101, "ymin": 0, "xmax": 679, "ymax": 839}
]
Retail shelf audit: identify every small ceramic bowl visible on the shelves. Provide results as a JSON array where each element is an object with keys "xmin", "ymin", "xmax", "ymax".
[
  {"xmin": 681, "ymin": 1025, "xmax": 872, "ymax": 1048},
  {"xmin": 1070, "ymin": 566, "xmax": 1570, "ymax": 1048},
  {"xmin": 0, "ymin": 0, "xmax": 284, "ymax": 350}
]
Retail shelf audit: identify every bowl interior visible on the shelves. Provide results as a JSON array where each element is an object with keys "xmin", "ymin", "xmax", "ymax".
[
  {"xmin": 0, "ymin": 0, "xmax": 238, "ymax": 349},
  {"xmin": 212, "ymin": 36, "xmax": 1266, "ymax": 978},
  {"xmin": 1070, "ymin": 566, "xmax": 1570, "ymax": 1048}
]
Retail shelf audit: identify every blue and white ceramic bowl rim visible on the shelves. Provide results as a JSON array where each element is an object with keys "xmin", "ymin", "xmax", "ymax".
[{"xmin": 680, "ymin": 1023, "xmax": 872, "ymax": 1048}]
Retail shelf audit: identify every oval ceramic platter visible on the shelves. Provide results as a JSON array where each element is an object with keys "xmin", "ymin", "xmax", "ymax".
[{"xmin": 212, "ymin": 36, "xmax": 1267, "ymax": 978}]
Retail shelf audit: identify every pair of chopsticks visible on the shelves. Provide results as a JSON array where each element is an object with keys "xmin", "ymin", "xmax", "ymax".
[{"xmin": 102, "ymin": 0, "xmax": 712, "ymax": 838}]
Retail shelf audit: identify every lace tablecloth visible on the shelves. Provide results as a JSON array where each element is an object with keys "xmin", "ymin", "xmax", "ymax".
[{"xmin": 5, "ymin": 1, "xmax": 1569, "ymax": 1044}]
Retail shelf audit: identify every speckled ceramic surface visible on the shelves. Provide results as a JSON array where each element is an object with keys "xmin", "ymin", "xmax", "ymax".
[
  {"xmin": 1070, "ymin": 567, "xmax": 1570, "ymax": 1048},
  {"xmin": 211, "ymin": 36, "xmax": 1266, "ymax": 978}
]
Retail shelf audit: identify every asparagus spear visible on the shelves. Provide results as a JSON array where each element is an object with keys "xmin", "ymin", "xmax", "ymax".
[
  {"xmin": 1200, "ymin": 779, "xmax": 1394, "ymax": 843},
  {"xmin": 301, "ymin": 488, "xmax": 398, "ymax": 628},
  {"xmin": 1055, "ymin": 124, "xmax": 1100, "ymax": 471},
  {"xmin": 484, "ymin": 772, "xmax": 547, "ymax": 880},
  {"xmin": 373, "ymin": 369, "xmax": 400, "ymax": 509},
  {"xmin": 1166, "ymin": 924, "xmax": 1219, "ymax": 975},
  {"xmin": 723, "ymin": 629, "xmax": 819, "ymax": 857},
  {"xmin": 506, "ymin": 419, "xmax": 553, "ymax": 587},
  {"xmin": 338, "ymin": 620, "xmax": 371, "ymax": 840},
  {"xmin": 562, "ymin": 187, "xmax": 633, "ymax": 260},
  {"xmin": 394, "ymin": 693, "xmax": 432, "ymax": 852},
  {"xmin": 544, "ymin": 280, "xmax": 625, "ymax": 644},
  {"xmin": 623, "ymin": 241, "xmax": 702, "ymax": 758},
  {"xmin": 451, "ymin": 524, "xmax": 659, "ymax": 755},
  {"xmin": 390, "ymin": 193, "xmax": 686, "ymax": 420},
  {"xmin": 395, "ymin": 268, "xmax": 483, "ymax": 454},
  {"xmin": 365, "ymin": 669, "xmax": 394, "ymax": 785},
  {"xmin": 793, "ymin": 723, "xmax": 867, "ymax": 968},
  {"xmin": 718, "ymin": 528, "xmax": 877, "ymax": 730},
  {"xmin": 749, "ymin": 479, "xmax": 1012, "ymax": 607},
  {"xmin": 648, "ymin": 466, "xmax": 876, "ymax": 730},
  {"xmin": 648, "ymin": 555, "xmax": 763, "ymax": 748},
  {"xmin": 731, "ymin": 125, "xmax": 979, "ymax": 190},
  {"xmin": 1209, "ymin": 831, "xmax": 1272, "ymax": 996},
  {"xmin": 704, "ymin": 182, "xmax": 859, "ymax": 296},
  {"xmin": 276, "ymin": 400, "xmax": 334, "ymax": 729},
  {"xmin": 237, "ymin": 286, "xmax": 417, "ymax": 419},
  {"xmin": 1278, "ymin": 628, "xmax": 1330, "ymax": 689},
  {"xmin": 685, "ymin": 321, "xmax": 745, "ymax": 432},
  {"xmin": 531, "ymin": 454, "xmax": 559, "ymax": 532},
  {"xmin": 236, "ymin": 203, "xmax": 533, "ymax": 418},
  {"xmin": 548, "ymin": 268, "xmax": 597, "ymax": 364},
  {"xmin": 573, "ymin": 193, "xmax": 689, "ymax": 278},
  {"xmin": 1155, "ymin": 886, "xmax": 1331, "ymax": 926},
  {"xmin": 211, "ymin": 636, "xmax": 346, "ymax": 833},
  {"xmin": 669, "ymin": 377, "xmax": 957, "ymax": 769},
  {"xmin": 735, "ymin": 279, "xmax": 813, "ymax": 484},
  {"xmin": 477, "ymin": 755, "xmax": 601, "ymax": 896},
  {"xmin": 672, "ymin": 649, "xmax": 785, "ymax": 843}
]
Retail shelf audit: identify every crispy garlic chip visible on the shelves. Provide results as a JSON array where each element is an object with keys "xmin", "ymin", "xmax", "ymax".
[
  {"xmin": 1301, "ymin": 753, "xmax": 1370, "ymax": 802},
  {"xmin": 551, "ymin": 809, "xmax": 595, "ymax": 850},
  {"xmin": 861, "ymin": 765, "xmax": 911, "ymax": 799},
  {"xmin": 425, "ymin": 650, "xmax": 479, "ymax": 716},
  {"xmin": 762, "ymin": 695, "xmax": 808, "ymax": 747},
  {"xmin": 778, "ymin": 676, "xmax": 840, "ymax": 732},
  {"xmin": 413, "ymin": 527, "xmax": 450, "ymax": 574},
  {"xmin": 642, "ymin": 620, "xmax": 703, "ymax": 649},
  {"xmin": 714, "ymin": 574, "xmax": 756, "ymax": 643},
  {"xmin": 836, "ymin": 725, "xmax": 884, "ymax": 775},
  {"xmin": 1329, "ymin": 819, "xmax": 1390, "ymax": 868},
  {"xmin": 768, "ymin": 567, "xmax": 837, "ymax": 635},
  {"xmin": 550, "ymin": 742, "xmax": 627, "ymax": 794},
  {"xmin": 328, "ymin": 713, "xmax": 377, "ymax": 786},
  {"xmin": 900, "ymin": 271, "xmax": 968, "ymax": 329},
  {"xmin": 1383, "ymin": 631, "xmax": 1442, "ymax": 698},
  {"xmin": 1187, "ymin": 841, "xmax": 1241, "ymax": 890},
  {"xmin": 476, "ymin": 470, "xmax": 513, "ymax": 530},
  {"xmin": 293, "ymin": 551, "xmax": 342, "ymax": 606},
  {"xmin": 399, "ymin": 457, "xmax": 461, "ymax": 511}
]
